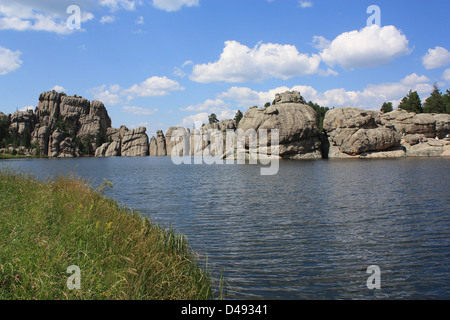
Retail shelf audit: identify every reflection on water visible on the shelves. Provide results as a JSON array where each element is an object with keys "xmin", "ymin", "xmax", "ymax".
[{"xmin": 2, "ymin": 157, "xmax": 450, "ymax": 299}]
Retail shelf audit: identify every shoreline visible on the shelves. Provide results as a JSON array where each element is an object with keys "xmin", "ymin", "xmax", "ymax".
[{"xmin": 0, "ymin": 169, "xmax": 219, "ymax": 300}]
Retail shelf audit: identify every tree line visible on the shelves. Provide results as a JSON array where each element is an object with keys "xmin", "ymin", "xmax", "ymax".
[{"xmin": 381, "ymin": 85, "xmax": 450, "ymax": 114}]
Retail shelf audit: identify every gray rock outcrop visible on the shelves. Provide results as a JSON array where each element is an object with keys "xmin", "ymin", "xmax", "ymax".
[
  {"xmin": 237, "ymin": 101, "xmax": 322, "ymax": 159},
  {"xmin": 274, "ymin": 90, "xmax": 306, "ymax": 105},
  {"xmin": 166, "ymin": 127, "xmax": 190, "ymax": 156},
  {"xmin": 323, "ymin": 107, "xmax": 402, "ymax": 157},
  {"xmin": 120, "ymin": 127, "xmax": 149, "ymax": 157}
]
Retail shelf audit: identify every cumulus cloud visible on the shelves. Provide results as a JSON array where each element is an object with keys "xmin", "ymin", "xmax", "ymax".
[
  {"xmin": 180, "ymin": 112, "xmax": 209, "ymax": 128},
  {"xmin": 320, "ymin": 25, "xmax": 411, "ymax": 69},
  {"xmin": 181, "ymin": 99, "xmax": 228, "ymax": 112},
  {"xmin": 89, "ymin": 84, "xmax": 123, "ymax": 106},
  {"xmin": 122, "ymin": 76, "xmax": 184, "ymax": 99},
  {"xmin": 179, "ymin": 98, "xmax": 236, "ymax": 128},
  {"xmin": 0, "ymin": 0, "xmax": 94, "ymax": 34},
  {"xmin": 89, "ymin": 76, "xmax": 184, "ymax": 105},
  {"xmin": 100, "ymin": 15, "xmax": 115, "ymax": 24},
  {"xmin": 99, "ymin": 0, "xmax": 140, "ymax": 11},
  {"xmin": 0, "ymin": 46, "xmax": 22, "ymax": 75},
  {"xmin": 298, "ymin": 1, "xmax": 313, "ymax": 8},
  {"xmin": 190, "ymin": 40, "xmax": 321, "ymax": 83},
  {"xmin": 443, "ymin": 68, "xmax": 450, "ymax": 82},
  {"xmin": 19, "ymin": 106, "xmax": 34, "ymax": 112},
  {"xmin": 122, "ymin": 106, "xmax": 158, "ymax": 115},
  {"xmin": 311, "ymin": 35, "xmax": 331, "ymax": 50},
  {"xmin": 51, "ymin": 85, "xmax": 66, "ymax": 92},
  {"xmin": 422, "ymin": 46, "xmax": 450, "ymax": 70},
  {"xmin": 219, "ymin": 85, "xmax": 318, "ymax": 108},
  {"xmin": 151, "ymin": 0, "xmax": 199, "ymax": 12}
]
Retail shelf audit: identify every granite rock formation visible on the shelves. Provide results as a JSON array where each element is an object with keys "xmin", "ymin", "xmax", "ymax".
[
  {"xmin": 237, "ymin": 97, "xmax": 322, "ymax": 159},
  {"xmin": 323, "ymin": 107, "xmax": 402, "ymax": 158}
]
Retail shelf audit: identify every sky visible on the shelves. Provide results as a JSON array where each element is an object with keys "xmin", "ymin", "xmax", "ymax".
[{"xmin": 1, "ymin": 0, "xmax": 450, "ymax": 137}]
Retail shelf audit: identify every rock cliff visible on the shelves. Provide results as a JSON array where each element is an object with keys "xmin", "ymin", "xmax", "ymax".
[
  {"xmin": 2, "ymin": 90, "xmax": 449, "ymax": 159},
  {"xmin": 323, "ymin": 107, "xmax": 450, "ymax": 158}
]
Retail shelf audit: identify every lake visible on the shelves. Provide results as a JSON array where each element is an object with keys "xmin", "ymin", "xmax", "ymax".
[{"xmin": 1, "ymin": 157, "xmax": 449, "ymax": 299}]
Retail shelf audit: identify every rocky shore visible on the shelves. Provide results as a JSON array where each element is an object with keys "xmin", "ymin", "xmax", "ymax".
[{"xmin": 1, "ymin": 90, "xmax": 449, "ymax": 159}]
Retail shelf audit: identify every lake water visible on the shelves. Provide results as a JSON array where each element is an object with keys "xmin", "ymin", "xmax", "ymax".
[{"xmin": 1, "ymin": 157, "xmax": 449, "ymax": 299}]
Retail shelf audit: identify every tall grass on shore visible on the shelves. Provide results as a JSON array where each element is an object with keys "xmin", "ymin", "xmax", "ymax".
[{"xmin": 0, "ymin": 168, "xmax": 217, "ymax": 300}]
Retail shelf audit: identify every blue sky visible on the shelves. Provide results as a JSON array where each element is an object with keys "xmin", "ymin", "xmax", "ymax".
[{"xmin": 1, "ymin": 0, "xmax": 450, "ymax": 137}]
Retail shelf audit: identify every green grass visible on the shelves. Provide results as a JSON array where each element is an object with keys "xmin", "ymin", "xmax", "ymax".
[
  {"xmin": 0, "ymin": 168, "xmax": 219, "ymax": 300},
  {"xmin": 0, "ymin": 153, "xmax": 45, "ymax": 160}
]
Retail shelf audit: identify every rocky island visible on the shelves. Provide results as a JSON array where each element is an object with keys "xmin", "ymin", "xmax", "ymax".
[{"xmin": 1, "ymin": 90, "xmax": 449, "ymax": 159}]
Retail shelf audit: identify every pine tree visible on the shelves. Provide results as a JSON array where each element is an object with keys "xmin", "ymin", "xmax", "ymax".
[
  {"xmin": 208, "ymin": 113, "xmax": 219, "ymax": 124},
  {"xmin": 234, "ymin": 110, "xmax": 243, "ymax": 126},
  {"xmin": 381, "ymin": 102, "xmax": 393, "ymax": 113},
  {"xmin": 423, "ymin": 84, "xmax": 445, "ymax": 114},
  {"xmin": 443, "ymin": 89, "xmax": 450, "ymax": 114},
  {"xmin": 398, "ymin": 90, "xmax": 423, "ymax": 113}
]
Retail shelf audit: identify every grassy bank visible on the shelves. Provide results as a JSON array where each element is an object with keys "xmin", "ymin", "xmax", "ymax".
[
  {"xmin": 0, "ymin": 154, "xmax": 45, "ymax": 160},
  {"xmin": 0, "ymin": 169, "xmax": 216, "ymax": 300}
]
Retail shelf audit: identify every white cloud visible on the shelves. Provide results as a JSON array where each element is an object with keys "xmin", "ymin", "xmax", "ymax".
[
  {"xmin": 89, "ymin": 85, "xmax": 122, "ymax": 106},
  {"xmin": 100, "ymin": 15, "xmax": 115, "ymax": 24},
  {"xmin": 218, "ymin": 73, "xmax": 433, "ymax": 111},
  {"xmin": 136, "ymin": 16, "xmax": 144, "ymax": 25},
  {"xmin": 123, "ymin": 76, "xmax": 184, "ymax": 99},
  {"xmin": 443, "ymin": 68, "xmax": 450, "ymax": 82},
  {"xmin": 422, "ymin": 46, "xmax": 450, "ymax": 70},
  {"xmin": 190, "ymin": 40, "xmax": 321, "ymax": 83},
  {"xmin": 0, "ymin": 0, "xmax": 94, "ymax": 34},
  {"xmin": 51, "ymin": 85, "xmax": 66, "ymax": 92},
  {"xmin": 180, "ymin": 97, "xmax": 236, "ymax": 127},
  {"xmin": 122, "ymin": 106, "xmax": 158, "ymax": 115},
  {"xmin": 298, "ymin": 1, "xmax": 313, "ymax": 8},
  {"xmin": 219, "ymin": 85, "xmax": 318, "ymax": 108},
  {"xmin": 19, "ymin": 105, "xmax": 34, "ymax": 112},
  {"xmin": 400, "ymin": 73, "xmax": 430, "ymax": 86},
  {"xmin": 173, "ymin": 60, "xmax": 193, "ymax": 78},
  {"xmin": 181, "ymin": 99, "xmax": 228, "ymax": 112},
  {"xmin": 151, "ymin": 0, "xmax": 199, "ymax": 12},
  {"xmin": 0, "ymin": 46, "xmax": 22, "ymax": 75},
  {"xmin": 89, "ymin": 76, "xmax": 184, "ymax": 105},
  {"xmin": 100, "ymin": 0, "xmax": 140, "ymax": 11},
  {"xmin": 320, "ymin": 25, "xmax": 411, "ymax": 69},
  {"xmin": 311, "ymin": 35, "xmax": 330, "ymax": 50}
]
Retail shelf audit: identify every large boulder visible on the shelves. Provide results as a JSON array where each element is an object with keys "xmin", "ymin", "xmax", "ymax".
[
  {"xmin": 237, "ymin": 101, "xmax": 322, "ymax": 159},
  {"xmin": 405, "ymin": 138, "xmax": 450, "ymax": 157},
  {"xmin": 323, "ymin": 107, "xmax": 402, "ymax": 157},
  {"xmin": 121, "ymin": 127, "xmax": 149, "ymax": 157},
  {"xmin": 380, "ymin": 109, "xmax": 437, "ymax": 138},
  {"xmin": 165, "ymin": 127, "xmax": 190, "ymax": 156},
  {"xmin": 274, "ymin": 90, "xmax": 306, "ymax": 105}
]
